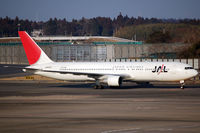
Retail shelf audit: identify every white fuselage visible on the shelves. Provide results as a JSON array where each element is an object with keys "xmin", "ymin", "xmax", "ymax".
[{"xmin": 28, "ymin": 61, "xmax": 198, "ymax": 82}]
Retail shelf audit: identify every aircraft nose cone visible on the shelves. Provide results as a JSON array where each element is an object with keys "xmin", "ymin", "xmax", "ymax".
[
  {"xmin": 194, "ymin": 70, "xmax": 198, "ymax": 77},
  {"xmin": 192, "ymin": 70, "xmax": 199, "ymax": 77}
]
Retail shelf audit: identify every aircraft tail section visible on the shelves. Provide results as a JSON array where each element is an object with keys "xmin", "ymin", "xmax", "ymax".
[{"xmin": 18, "ymin": 31, "xmax": 53, "ymax": 65}]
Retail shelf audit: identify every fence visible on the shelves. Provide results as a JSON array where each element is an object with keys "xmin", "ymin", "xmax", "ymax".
[
  {"xmin": 0, "ymin": 44, "xmax": 108, "ymax": 64},
  {"xmin": 0, "ymin": 43, "xmax": 199, "ymax": 70}
]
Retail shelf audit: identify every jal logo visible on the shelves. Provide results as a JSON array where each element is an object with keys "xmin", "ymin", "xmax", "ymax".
[{"xmin": 152, "ymin": 64, "xmax": 168, "ymax": 74}]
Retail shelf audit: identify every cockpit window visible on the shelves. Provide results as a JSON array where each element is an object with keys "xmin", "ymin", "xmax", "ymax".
[{"xmin": 185, "ymin": 67, "xmax": 194, "ymax": 70}]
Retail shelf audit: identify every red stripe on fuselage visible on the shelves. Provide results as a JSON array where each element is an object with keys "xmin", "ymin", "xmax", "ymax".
[
  {"xmin": 158, "ymin": 64, "xmax": 164, "ymax": 75},
  {"xmin": 18, "ymin": 31, "xmax": 41, "ymax": 65}
]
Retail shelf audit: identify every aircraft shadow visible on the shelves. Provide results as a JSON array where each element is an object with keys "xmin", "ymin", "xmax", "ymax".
[{"xmin": 50, "ymin": 83, "xmax": 200, "ymax": 89}]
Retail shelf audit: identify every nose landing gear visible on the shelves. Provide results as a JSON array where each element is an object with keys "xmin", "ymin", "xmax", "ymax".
[{"xmin": 180, "ymin": 80, "xmax": 185, "ymax": 89}]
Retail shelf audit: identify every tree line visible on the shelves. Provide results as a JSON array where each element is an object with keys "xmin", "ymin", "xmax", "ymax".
[
  {"xmin": 115, "ymin": 23, "xmax": 200, "ymax": 43},
  {"xmin": 1, "ymin": 13, "xmax": 200, "ymax": 37}
]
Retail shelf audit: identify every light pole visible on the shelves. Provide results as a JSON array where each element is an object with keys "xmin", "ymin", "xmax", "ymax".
[{"xmin": 17, "ymin": 23, "xmax": 21, "ymax": 32}]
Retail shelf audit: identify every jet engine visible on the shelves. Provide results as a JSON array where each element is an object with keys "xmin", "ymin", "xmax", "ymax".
[{"xmin": 107, "ymin": 76, "xmax": 123, "ymax": 86}]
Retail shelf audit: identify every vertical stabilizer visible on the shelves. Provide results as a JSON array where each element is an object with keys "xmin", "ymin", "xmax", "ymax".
[{"xmin": 18, "ymin": 31, "xmax": 53, "ymax": 65}]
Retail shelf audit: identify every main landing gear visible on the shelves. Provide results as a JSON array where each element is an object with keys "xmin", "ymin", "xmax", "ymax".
[
  {"xmin": 93, "ymin": 85, "xmax": 104, "ymax": 89},
  {"xmin": 180, "ymin": 80, "xmax": 185, "ymax": 89},
  {"xmin": 93, "ymin": 80, "xmax": 104, "ymax": 89}
]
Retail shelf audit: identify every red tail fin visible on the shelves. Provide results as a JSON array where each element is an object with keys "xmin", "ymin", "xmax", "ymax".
[{"xmin": 18, "ymin": 31, "xmax": 41, "ymax": 65}]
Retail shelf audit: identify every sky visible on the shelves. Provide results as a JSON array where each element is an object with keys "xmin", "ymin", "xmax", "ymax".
[{"xmin": 0, "ymin": 0, "xmax": 200, "ymax": 21}]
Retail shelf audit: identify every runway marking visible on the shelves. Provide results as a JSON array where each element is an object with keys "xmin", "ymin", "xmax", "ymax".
[
  {"xmin": 147, "ymin": 128, "xmax": 173, "ymax": 131},
  {"xmin": 0, "ymin": 95, "xmax": 97, "ymax": 100},
  {"xmin": 101, "ymin": 128, "xmax": 140, "ymax": 133},
  {"xmin": 181, "ymin": 124, "xmax": 200, "ymax": 128}
]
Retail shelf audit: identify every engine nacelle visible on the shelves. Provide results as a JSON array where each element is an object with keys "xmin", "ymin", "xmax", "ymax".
[{"xmin": 107, "ymin": 76, "xmax": 122, "ymax": 86}]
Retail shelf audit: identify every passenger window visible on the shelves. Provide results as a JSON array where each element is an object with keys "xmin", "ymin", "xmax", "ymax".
[{"xmin": 185, "ymin": 67, "xmax": 193, "ymax": 70}]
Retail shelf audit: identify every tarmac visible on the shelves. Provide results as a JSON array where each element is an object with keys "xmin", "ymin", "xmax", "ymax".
[
  {"xmin": 0, "ymin": 81, "xmax": 200, "ymax": 133},
  {"xmin": 0, "ymin": 64, "xmax": 200, "ymax": 133}
]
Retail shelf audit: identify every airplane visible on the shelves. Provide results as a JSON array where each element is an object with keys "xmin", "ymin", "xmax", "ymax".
[{"xmin": 18, "ymin": 31, "xmax": 198, "ymax": 89}]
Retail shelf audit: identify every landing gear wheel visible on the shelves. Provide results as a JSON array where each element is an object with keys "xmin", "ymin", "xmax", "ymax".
[
  {"xmin": 94, "ymin": 85, "xmax": 98, "ymax": 89},
  {"xmin": 100, "ymin": 85, "xmax": 104, "ymax": 89},
  {"xmin": 94, "ymin": 79, "xmax": 104, "ymax": 89},
  {"xmin": 181, "ymin": 85, "xmax": 184, "ymax": 89},
  {"xmin": 180, "ymin": 80, "xmax": 185, "ymax": 89},
  {"xmin": 94, "ymin": 85, "xmax": 104, "ymax": 89}
]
